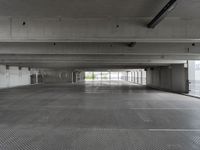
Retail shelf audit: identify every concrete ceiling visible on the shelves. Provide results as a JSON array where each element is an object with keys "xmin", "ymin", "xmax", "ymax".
[
  {"xmin": 0, "ymin": 0, "xmax": 199, "ymax": 18},
  {"xmin": 0, "ymin": 42, "xmax": 195, "ymax": 69},
  {"xmin": 0, "ymin": 0, "xmax": 199, "ymax": 70}
]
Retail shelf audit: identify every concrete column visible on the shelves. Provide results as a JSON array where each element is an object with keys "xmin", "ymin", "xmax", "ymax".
[
  {"xmin": 80, "ymin": 72, "xmax": 82, "ymax": 81},
  {"xmin": 131, "ymin": 72, "xmax": 133, "ymax": 82},
  {"xmin": 82, "ymin": 72, "xmax": 85, "ymax": 81},
  {"xmin": 75, "ymin": 72, "xmax": 78, "ymax": 82},
  {"xmin": 139, "ymin": 71, "xmax": 141, "ymax": 84},
  {"xmin": 141, "ymin": 70, "xmax": 143, "ymax": 85},
  {"xmin": 135, "ymin": 71, "xmax": 137, "ymax": 83},
  {"xmin": 118, "ymin": 72, "xmax": 119, "ymax": 80},
  {"xmin": 146, "ymin": 64, "xmax": 188, "ymax": 93},
  {"xmin": 135, "ymin": 72, "xmax": 137, "ymax": 83},
  {"xmin": 126, "ymin": 72, "xmax": 127, "ymax": 81},
  {"xmin": 36, "ymin": 72, "xmax": 38, "ymax": 84},
  {"xmin": 72, "ymin": 72, "xmax": 74, "ymax": 83},
  {"xmin": 127, "ymin": 72, "xmax": 129, "ymax": 81}
]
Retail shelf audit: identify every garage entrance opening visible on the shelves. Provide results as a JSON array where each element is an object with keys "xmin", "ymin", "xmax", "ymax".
[{"xmin": 84, "ymin": 69, "xmax": 146, "ymax": 85}]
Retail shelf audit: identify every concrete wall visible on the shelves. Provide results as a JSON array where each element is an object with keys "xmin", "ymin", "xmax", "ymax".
[
  {"xmin": 0, "ymin": 65, "xmax": 31, "ymax": 89},
  {"xmin": 41, "ymin": 70, "xmax": 73, "ymax": 83},
  {"xmin": 146, "ymin": 64, "xmax": 188, "ymax": 93}
]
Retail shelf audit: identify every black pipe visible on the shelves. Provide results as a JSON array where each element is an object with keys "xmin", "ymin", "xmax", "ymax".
[{"xmin": 147, "ymin": 0, "xmax": 177, "ymax": 28}]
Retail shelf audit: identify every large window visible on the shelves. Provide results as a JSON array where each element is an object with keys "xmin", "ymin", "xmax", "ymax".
[
  {"xmin": 85, "ymin": 72, "xmax": 94, "ymax": 81},
  {"xmin": 101, "ymin": 72, "xmax": 109, "ymax": 80},
  {"xmin": 84, "ymin": 70, "xmax": 146, "ymax": 85},
  {"xmin": 85, "ymin": 72, "xmax": 124, "ymax": 81},
  {"xmin": 111, "ymin": 72, "xmax": 119, "ymax": 80},
  {"xmin": 188, "ymin": 61, "xmax": 200, "ymax": 97}
]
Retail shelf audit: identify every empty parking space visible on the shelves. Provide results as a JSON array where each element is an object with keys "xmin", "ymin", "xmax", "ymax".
[{"xmin": 0, "ymin": 81, "xmax": 200, "ymax": 149}]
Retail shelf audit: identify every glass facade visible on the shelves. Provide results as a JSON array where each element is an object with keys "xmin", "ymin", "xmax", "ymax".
[
  {"xmin": 85, "ymin": 72, "xmax": 122, "ymax": 81},
  {"xmin": 110, "ymin": 72, "xmax": 118, "ymax": 80},
  {"xmin": 188, "ymin": 61, "xmax": 200, "ymax": 97}
]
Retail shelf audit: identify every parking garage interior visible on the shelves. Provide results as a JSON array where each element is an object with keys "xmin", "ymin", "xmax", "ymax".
[{"xmin": 0, "ymin": 0, "xmax": 200, "ymax": 149}]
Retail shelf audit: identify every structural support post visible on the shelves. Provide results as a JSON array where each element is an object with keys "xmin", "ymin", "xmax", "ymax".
[
  {"xmin": 131, "ymin": 72, "xmax": 133, "ymax": 82},
  {"xmin": 109, "ymin": 71, "xmax": 111, "ymax": 81},
  {"xmin": 35, "ymin": 72, "xmax": 38, "ymax": 84},
  {"xmin": 118, "ymin": 72, "xmax": 119, "ymax": 81},
  {"xmin": 92, "ymin": 72, "xmax": 94, "ymax": 81},
  {"xmin": 72, "ymin": 72, "xmax": 74, "ymax": 83}
]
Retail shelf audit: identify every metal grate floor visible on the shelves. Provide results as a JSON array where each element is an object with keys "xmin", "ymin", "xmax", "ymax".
[
  {"xmin": 0, "ymin": 81, "xmax": 200, "ymax": 149},
  {"xmin": 0, "ymin": 127, "xmax": 200, "ymax": 150}
]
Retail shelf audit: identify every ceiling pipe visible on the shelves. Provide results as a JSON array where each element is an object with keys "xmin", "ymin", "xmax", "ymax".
[
  {"xmin": 128, "ymin": 42, "xmax": 136, "ymax": 47},
  {"xmin": 147, "ymin": 0, "xmax": 178, "ymax": 28}
]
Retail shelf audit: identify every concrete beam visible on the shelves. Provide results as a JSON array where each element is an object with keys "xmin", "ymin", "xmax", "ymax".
[
  {"xmin": 1, "ymin": 60, "xmax": 186, "ymax": 69},
  {"xmin": 0, "ymin": 17, "xmax": 199, "ymax": 42},
  {"xmin": 0, "ymin": 54, "xmax": 199, "ymax": 61},
  {"xmin": 0, "ymin": 42, "xmax": 199, "ymax": 55}
]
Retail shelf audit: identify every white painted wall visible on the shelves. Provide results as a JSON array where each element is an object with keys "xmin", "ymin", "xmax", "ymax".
[
  {"xmin": 0, "ymin": 65, "xmax": 31, "ymax": 89},
  {"xmin": 146, "ymin": 64, "xmax": 188, "ymax": 93}
]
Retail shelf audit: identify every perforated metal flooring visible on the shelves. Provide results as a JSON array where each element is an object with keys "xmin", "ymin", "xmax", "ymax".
[{"xmin": 0, "ymin": 81, "xmax": 200, "ymax": 150}]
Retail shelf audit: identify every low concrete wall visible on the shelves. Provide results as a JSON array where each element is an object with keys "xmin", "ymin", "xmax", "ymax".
[
  {"xmin": 41, "ymin": 70, "xmax": 73, "ymax": 83},
  {"xmin": 146, "ymin": 64, "xmax": 188, "ymax": 93},
  {"xmin": 0, "ymin": 65, "xmax": 31, "ymax": 89}
]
